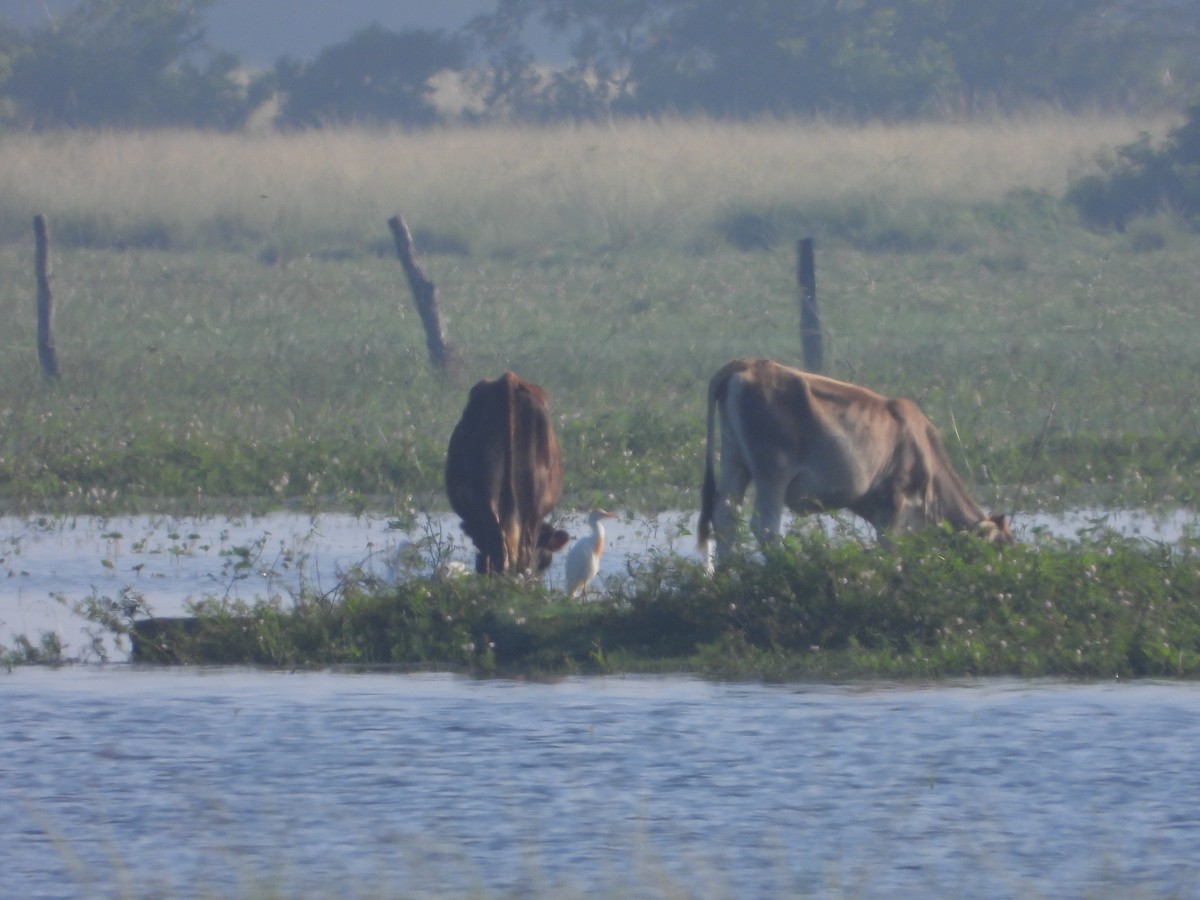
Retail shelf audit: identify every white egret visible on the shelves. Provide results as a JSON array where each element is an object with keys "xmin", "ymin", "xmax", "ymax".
[{"xmin": 565, "ymin": 509, "xmax": 617, "ymax": 598}]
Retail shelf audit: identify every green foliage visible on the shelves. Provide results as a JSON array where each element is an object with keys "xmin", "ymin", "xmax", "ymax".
[
  {"xmin": 2, "ymin": 0, "xmax": 253, "ymax": 129},
  {"xmin": 0, "ymin": 630, "xmax": 66, "ymax": 669},
  {"xmin": 1067, "ymin": 101, "xmax": 1200, "ymax": 230},
  {"xmin": 97, "ymin": 529, "xmax": 1200, "ymax": 680},
  {"xmin": 475, "ymin": 0, "xmax": 1200, "ymax": 121},
  {"xmin": 2, "ymin": 1, "xmax": 1198, "ymax": 128},
  {"xmin": 713, "ymin": 195, "xmax": 1001, "ymax": 254},
  {"xmin": 0, "ymin": 424, "xmax": 442, "ymax": 513},
  {"xmin": 111, "ymin": 571, "xmax": 611, "ymax": 672},
  {"xmin": 272, "ymin": 25, "xmax": 467, "ymax": 128}
]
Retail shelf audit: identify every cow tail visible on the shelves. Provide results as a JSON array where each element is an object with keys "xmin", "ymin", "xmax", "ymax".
[
  {"xmin": 924, "ymin": 452, "xmax": 939, "ymax": 527},
  {"xmin": 496, "ymin": 373, "xmax": 519, "ymax": 573},
  {"xmin": 697, "ymin": 369, "xmax": 722, "ymax": 551}
]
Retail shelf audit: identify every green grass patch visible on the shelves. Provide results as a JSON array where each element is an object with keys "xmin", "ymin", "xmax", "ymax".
[
  {"xmin": 71, "ymin": 528, "xmax": 1200, "ymax": 680},
  {"xmin": 0, "ymin": 117, "xmax": 1196, "ymax": 517}
]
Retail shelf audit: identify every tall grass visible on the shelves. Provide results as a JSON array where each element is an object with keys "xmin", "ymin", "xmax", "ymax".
[
  {"xmin": 0, "ymin": 115, "xmax": 1195, "ymax": 514},
  {"xmin": 0, "ymin": 114, "xmax": 1170, "ymax": 254}
]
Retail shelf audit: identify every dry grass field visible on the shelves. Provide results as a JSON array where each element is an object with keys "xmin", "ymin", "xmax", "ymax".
[{"xmin": 0, "ymin": 114, "xmax": 1171, "ymax": 254}]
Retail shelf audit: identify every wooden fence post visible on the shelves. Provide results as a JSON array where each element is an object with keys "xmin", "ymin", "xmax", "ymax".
[
  {"xmin": 387, "ymin": 214, "xmax": 453, "ymax": 374},
  {"xmin": 33, "ymin": 214, "xmax": 60, "ymax": 379},
  {"xmin": 797, "ymin": 237, "xmax": 823, "ymax": 372}
]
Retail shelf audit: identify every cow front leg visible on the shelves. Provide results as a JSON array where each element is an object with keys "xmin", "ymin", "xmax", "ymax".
[
  {"xmin": 500, "ymin": 518, "xmax": 523, "ymax": 573},
  {"xmin": 479, "ymin": 520, "xmax": 507, "ymax": 574},
  {"xmin": 864, "ymin": 491, "xmax": 910, "ymax": 548}
]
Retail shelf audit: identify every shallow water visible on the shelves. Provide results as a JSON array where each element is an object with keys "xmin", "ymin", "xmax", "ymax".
[
  {"xmin": 0, "ymin": 510, "xmax": 701, "ymax": 660},
  {"xmin": 2, "ymin": 668, "xmax": 1198, "ymax": 898},
  {"xmin": 1, "ymin": 508, "xmax": 1195, "ymax": 660}
]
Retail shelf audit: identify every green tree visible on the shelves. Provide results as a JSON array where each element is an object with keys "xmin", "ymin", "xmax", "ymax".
[
  {"xmin": 540, "ymin": 0, "xmax": 665, "ymax": 118},
  {"xmin": 618, "ymin": 1, "xmax": 848, "ymax": 117},
  {"xmin": 465, "ymin": 0, "xmax": 553, "ymax": 120},
  {"xmin": 3, "ymin": 0, "xmax": 251, "ymax": 128},
  {"xmin": 468, "ymin": 0, "xmax": 668, "ymax": 120},
  {"xmin": 0, "ymin": 18, "xmax": 24, "ymax": 124},
  {"xmin": 469, "ymin": 0, "xmax": 1200, "ymax": 120},
  {"xmin": 1067, "ymin": 100, "xmax": 1200, "ymax": 230},
  {"xmin": 273, "ymin": 25, "xmax": 466, "ymax": 128}
]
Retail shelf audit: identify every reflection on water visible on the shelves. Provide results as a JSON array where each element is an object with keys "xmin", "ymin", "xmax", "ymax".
[
  {"xmin": 1, "ymin": 669, "xmax": 1198, "ymax": 898},
  {"xmin": 1, "ymin": 508, "xmax": 1196, "ymax": 660}
]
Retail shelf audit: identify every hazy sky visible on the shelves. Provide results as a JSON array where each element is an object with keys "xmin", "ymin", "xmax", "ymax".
[
  {"xmin": 204, "ymin": 0, "xmax": 495, "ymax": 66},
  {"xmin": 4, "ymin": 1, "xmax": 504, "ymax": 66}
]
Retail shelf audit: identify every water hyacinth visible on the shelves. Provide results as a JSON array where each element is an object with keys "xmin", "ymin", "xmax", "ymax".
[{"xmin": 60, "ymin": 526, "xmax": 1200, "ymax": 681}]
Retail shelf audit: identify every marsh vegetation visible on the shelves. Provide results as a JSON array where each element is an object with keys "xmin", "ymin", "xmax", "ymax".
[
  {"xmin": 1, "ymin": 115, "xmax": 1198, "ymax": 675},
  {"xmin": 76, "ymin": 519, "xmax": 1193, "ymax": 680}
]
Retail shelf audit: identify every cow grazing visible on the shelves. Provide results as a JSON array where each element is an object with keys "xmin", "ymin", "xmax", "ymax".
[
  {"xmin": 445, "ymin": 372, "xmax": 570, "ymax": 575},
  {"xmin": 698, "ymin": 358, "xmax": 1012, "ymax": 561}
]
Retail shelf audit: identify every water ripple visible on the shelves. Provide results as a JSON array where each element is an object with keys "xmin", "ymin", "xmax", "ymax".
[{"xmin": 3, "ymin": 670, "xmax": 1198, "ymax": 897}]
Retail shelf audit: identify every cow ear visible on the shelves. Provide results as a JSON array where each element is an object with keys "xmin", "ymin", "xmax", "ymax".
[
  {"xmin": 547, "ymin": 529, "xmax": 570, "ymax": 552},
  {"xmin": 987, "ymin": 513, "xmax": 1014, "ymax": 543}
]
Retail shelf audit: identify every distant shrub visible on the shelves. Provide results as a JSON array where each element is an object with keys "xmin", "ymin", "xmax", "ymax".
[
  {"xmin": 715, "ymin": 209, "xmax": 778, "ymax": 251},
  {"xmin": 411, "ymin": 228, "xmax": 472, "ymax": 256},
  {"xmin": 713, "ymin": 197, "xmax": 973, "ymax": 254},
  {"xmin": 1128, "ymin": 225, "xmax": 1168, "ymax": 254},
  {"xmin": 1066, "ymin": 101, "xmax": 1200, "ymax": 231},
  {"xmin": 977, "ymin": 249, "xmax": 1030, "ymax": 273}
]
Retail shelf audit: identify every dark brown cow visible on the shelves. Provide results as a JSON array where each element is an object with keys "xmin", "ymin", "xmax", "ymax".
[
  {"xmin": 445, "ymin": 372, "xmax": 570, "ymax": 575},
  {"xmin": 698, "ymin": 358, "xmax": 1012, "ymax": 561}
]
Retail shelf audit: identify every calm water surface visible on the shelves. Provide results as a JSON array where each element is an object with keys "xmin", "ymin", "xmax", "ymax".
[{"xmin": 2, "ymin": 669, "xmax": 1199, "ymax": 898}]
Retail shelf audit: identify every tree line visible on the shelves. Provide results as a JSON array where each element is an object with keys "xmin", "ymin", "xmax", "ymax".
[{"xmin": 1, "ymin": 0, "xmax": 1198, "ymax": 130}]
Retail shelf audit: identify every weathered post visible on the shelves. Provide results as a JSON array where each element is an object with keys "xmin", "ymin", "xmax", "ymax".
[
  {"xmin": 797, "ymin": 237, "xmax": 823, "ymax": 373},
  {"xmin": 33, "ymin": 214, "xmax": 60, "ymax": 379},
  {"xmin": 387, "ymin": 214, "xmax": 452, "ymax": 374}
]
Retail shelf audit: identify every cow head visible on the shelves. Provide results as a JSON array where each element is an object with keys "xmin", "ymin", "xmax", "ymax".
[
  {"xmin": 533, "ymin": 522, "xmax": 571, "ymax": 572},
  {"xmin": 976, "ymin": 513, "xmax": 1014, "ymax": 545}
]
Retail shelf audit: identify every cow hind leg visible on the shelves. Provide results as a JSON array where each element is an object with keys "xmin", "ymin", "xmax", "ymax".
[
  {"xmin": 750, "ymin": 476, "xmax": 787, "ymax": 549},
  {"xmin": 712, "ymin": 462, "xmax": 752, "ymax": 561}
]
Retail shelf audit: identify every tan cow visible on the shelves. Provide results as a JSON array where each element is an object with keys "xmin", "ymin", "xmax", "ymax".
[
  {"xmin": 446, "ymin": 372, "xmax": 570, "ymax": 575},
  {"xmin": 698, "ymin": 358, "xmax": 1011, "ymax": 561}
]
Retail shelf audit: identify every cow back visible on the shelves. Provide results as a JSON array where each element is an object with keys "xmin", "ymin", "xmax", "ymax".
[{"xmin": 445, "ymin": 372, "xmax": 563, "ymax": 574}]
